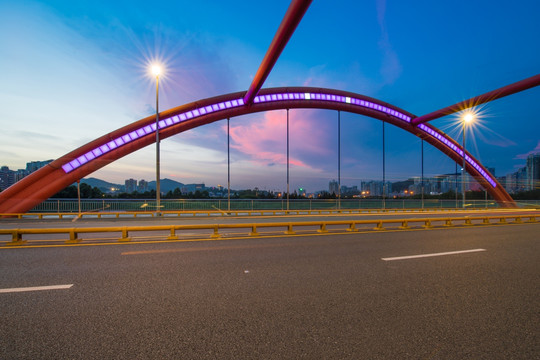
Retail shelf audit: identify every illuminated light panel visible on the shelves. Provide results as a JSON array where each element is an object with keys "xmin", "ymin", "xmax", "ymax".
[
  {"xmin": 417, "ymin": 124, "xmax": 496, "ymax": 188},
  {"xmin": 62, "ymin": 163, "xmax": 74, "ymax": 172},
  {"xmin": 61, "ymin": 91, "xmax": 413, "ymax": 174},
  {"xmin": 77, "ymin": 155, "xmax": 88, "ymax": 165},
  {"xmin": 92, "ymin": 148, "xmax": 103, "ymax": 157}
]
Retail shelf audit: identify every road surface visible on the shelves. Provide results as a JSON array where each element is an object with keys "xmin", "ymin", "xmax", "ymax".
[{"xmin": 1, "ymin": 224, "xmax": 538, "ymax": 359}]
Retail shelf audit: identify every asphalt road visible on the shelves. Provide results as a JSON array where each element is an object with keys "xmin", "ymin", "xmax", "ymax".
[{"xmin": 1, "ymin": 224, "xmax": 538, "ymax": 359}]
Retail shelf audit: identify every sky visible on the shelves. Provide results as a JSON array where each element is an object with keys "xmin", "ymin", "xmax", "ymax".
[{"xmin": 1, "ymin": 0, "xmax": 539, "ymax": 193}]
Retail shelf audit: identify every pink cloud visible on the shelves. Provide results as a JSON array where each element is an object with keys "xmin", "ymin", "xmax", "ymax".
[
  {"xmin": 228, "ymin": 109, "xmax": 334, "ymax": 169},
  {"xmin": 515, "ymin": 140, "xmax": 540, "ymax": 159}
]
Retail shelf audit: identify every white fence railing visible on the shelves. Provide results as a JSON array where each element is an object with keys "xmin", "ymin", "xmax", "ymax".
[{"xmin": 29, "ymin": 198, "xmax": 539, "ymax": 213}]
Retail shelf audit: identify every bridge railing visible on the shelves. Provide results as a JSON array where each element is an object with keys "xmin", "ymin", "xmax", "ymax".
[
  {"xmin": 1, "ymin": 214, "xmax": 537, "ymax": 246},
  {"xmin": 29, "ymin": 198, "xmax": 535, "ymax": 213}
]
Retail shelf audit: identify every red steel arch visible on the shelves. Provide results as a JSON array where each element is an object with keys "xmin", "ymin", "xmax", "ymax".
[{"xmin": 0, "ymin": 86, "xmax": 516, "ymax": 214}]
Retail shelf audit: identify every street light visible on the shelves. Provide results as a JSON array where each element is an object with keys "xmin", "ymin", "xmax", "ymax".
[
  {"xmin": 461, "ymin": 111, "xmax": 475, "ymax": 208},
  {"xmin": 152, "ymin": 64, "xmax": 162, "ymax": 215}
]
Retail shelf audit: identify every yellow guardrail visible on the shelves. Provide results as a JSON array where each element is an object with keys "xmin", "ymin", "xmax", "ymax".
[
  {"xmin": 0, "ymin": 207, "xmax": 519, "ymax": 220},
  {"xmin": 0, "ymin": 214, "xmax": 536, "ymax": 246}
]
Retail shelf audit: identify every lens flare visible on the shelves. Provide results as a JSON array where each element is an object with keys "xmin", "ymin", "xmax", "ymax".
[
  {"xmin": 463, "ymin": 111, "xmax": 475, "ymax": 124},
  {"xmin": 151, "ymin": 64, "xmax": 162, "ymax": 77}
]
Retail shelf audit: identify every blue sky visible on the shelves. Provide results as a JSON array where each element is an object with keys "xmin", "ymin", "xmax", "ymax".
[{"xmin": 1, "ymin": 0, "xmax": 539, "ymax": 192}]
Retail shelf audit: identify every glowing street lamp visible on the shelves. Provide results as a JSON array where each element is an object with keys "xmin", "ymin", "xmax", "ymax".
[
  {"xmin": 151, "ymin": 64, "xmax": 162, "ymax": 214},
  {"xmin": 461, "ymin": 111, "xmax": 475, "ymax": 208},
  {"xmin": 151, "ymin": 65, "xmax": 161, "ymax": 78}
]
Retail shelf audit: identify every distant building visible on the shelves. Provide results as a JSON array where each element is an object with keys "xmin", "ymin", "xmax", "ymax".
[
  {"xmin": 384, "ymin": 181, "xmax": 392, "ymax": 195},
  {"xmin": 138, "ymin": 180, "xmax": 149, "ymax": 193},
  {"xmin": 14, "ymin": 169, "xmax": 29, "ymax": 183},
  {"xmin": 125, "ymin": 178, "xmax": 137, "ymax": 193},
  {"xmin": 26, "ymin": 160, "xmax": 53, "ymax": 173},
  {"xmin": 526, "ymin": 153, "xmax": 540, "ymax": 190},
  {"xmin": 359, "ymin": 180, "xmax": 391, "ymax": 197},
  {"xmin": 505, "ymin": 172, "xmax": 517, "ymax": 193},
  {"xmin": 340, "ymin": 185, "xmax": 358, "ymax": 196},
  {"xmin": 516, "ymin": 167, "xmax": 527, "ymax": 193},
  {"xmin": 181, "ymin": 183, "xmax": 205, "ymax": 194},
  {"xmin": 504, "ymin": 167, "xmax": 527, "ymax": 194},
  {"xmin": 0, "ymin": 160, "xmax": 53, "ymax": 190},
  {"xmin": 0, "ymin": 166, "xmax": 15, "ymax": 190},
  {"xmin": 329, "ymin": 180, "xmax": 339, "ymax": 195},
  {"xmin": 368, "ymin": 181, "xmax": 381, "ymax": 196}
]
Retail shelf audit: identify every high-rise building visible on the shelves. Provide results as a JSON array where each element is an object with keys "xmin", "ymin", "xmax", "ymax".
[
  {"xmin": 340, "ymin": 185, "xmax": 358, "ymax": 195},
  {"xmin": 329, "ymin": 180, "xmax": 339, "ymax": 195},
  {"xmin": 505, "ymin": 172, "xmax": 517, "ymax": 193},
  {"xmin": 125, "ymin": 178, "xmax": 137, "ymax": 193},
  {"xmin": 0, "ymin": 160, "xmax": 53, "ymax": 191},
  {"xmin": 517, "ymin": 167, "xmax": 527, "ymax": 192},
  {"xmin": 526, "ymin": 153, "xmax": 540, "ymax": 190},
  {"xmin": 26, "ymin": 160, "xmax": 53, "ymax": 173},
  {"xmin": 14, "ymin": 169, "xmax": 29, "ymax": 183},
  {"xmin": 0, "ymin": 166, "xmax": 15, "ymax": 190},
  {"xmin": 138, "ymin": 180, "xmax": 149, "ymax": 193}
]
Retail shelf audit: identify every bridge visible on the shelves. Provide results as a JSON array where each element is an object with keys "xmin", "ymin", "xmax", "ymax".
[{"xmin": 0, "ymin": 0, "xmax": 539, "ymax": 213}]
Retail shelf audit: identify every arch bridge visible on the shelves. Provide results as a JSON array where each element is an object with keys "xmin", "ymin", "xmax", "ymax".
[
  {"xmin": 0, "ymin": 86, "xmax": 515, "ymax": 213},
  {"xmin": 1, "ymin": 0, "xmax": 538, "ymax": 213}
]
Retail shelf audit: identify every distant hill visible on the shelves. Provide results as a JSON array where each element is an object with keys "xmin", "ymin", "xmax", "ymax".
[
  {"xmin": 147, "ymin": 178, "xmax": 185, "ymax": 192},
  {"xmin": 391, "ymin": 179, "xmax": 414, "ymax": 193},
  {"xmin": 81, "ymin": 177, "xmax": 186, "ymax": 193},
  {"xmin": 81, "ymin": 178, "xmax": 123, "ymax": 192}
]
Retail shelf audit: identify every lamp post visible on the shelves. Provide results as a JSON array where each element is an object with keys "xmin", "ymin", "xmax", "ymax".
[
  {"xmin": 461, "ymin": 112, "xmax": 475, "ymax": 209},
  {"xmin": 152, "ymin": 64, "xmax": 161, "ymax": 215},
  {"xmin": 77, "ymin": 180, "xmax": 81, "ymax": 215}
]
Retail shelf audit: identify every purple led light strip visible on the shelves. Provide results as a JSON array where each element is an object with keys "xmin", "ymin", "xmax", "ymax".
[
  {"xmin": 418, "ymin": 124, "xmax": 496, "ymax": 188},
  {"xmin": 253, "ymin": 92, "xmax": 412, "ymax": 122},
  {"xmin": 61, "ymin": 91, "xmax": 411, "ymax": 174}
]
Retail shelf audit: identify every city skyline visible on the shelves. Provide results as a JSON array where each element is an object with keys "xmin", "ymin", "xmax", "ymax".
[
  {"xmin": 3, "ymin": 153, "xmax": 538, "ymax": 197},
  {"xmin": 1, "ymin": 1, "xmax": 539, "ymax": 192}
]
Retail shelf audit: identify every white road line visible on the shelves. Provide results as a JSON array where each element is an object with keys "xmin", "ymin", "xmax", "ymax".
[
  {"xmin": 0, "ymin": 284, "xmax": 73, "ymax": 294},
  {"xmin": 382, "ymin": 249, "xmax": 486, "ymax": 261}
]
